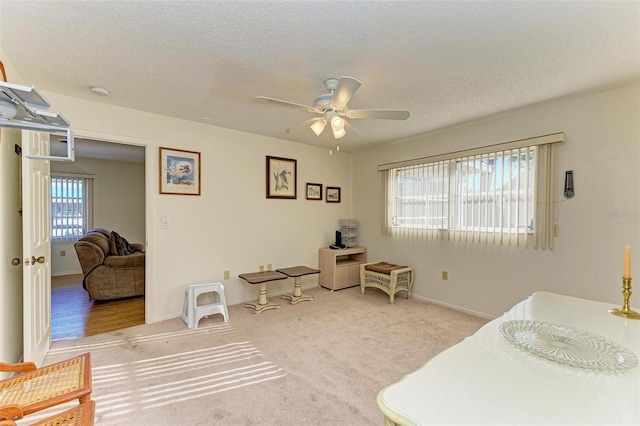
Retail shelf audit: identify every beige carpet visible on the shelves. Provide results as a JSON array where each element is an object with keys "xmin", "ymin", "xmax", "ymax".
[{"xmin": 35, "ymin": 285, "xmax": 487, "ymax": 425}]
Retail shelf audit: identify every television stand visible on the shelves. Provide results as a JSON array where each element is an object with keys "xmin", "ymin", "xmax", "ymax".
[{"xmin": 318, "ymin": 247, "xmax": 366, "ymax": 291}]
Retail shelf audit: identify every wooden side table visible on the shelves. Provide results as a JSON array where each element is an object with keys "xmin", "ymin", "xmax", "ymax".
[
  {"xmin": 239, "ymin": 271, "xmax": 288, "ymax": 314},
  {"xmin": 276, "ymin": 266, "xmax": 320, "ymax": 304}
]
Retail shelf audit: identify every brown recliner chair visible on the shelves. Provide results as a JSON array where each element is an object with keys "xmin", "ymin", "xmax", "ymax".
[{"xmin": 74, "ymin": 228, "xmax": 145, "ymax": 300}]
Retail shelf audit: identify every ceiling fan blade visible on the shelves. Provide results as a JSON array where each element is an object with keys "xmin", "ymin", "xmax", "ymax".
[
  {"xmin": 254, "ymin": 96, "xmax": 318, "ymax": 113},
  {"xmin": 285, "ymin": 118, "xmax": 323, "ymax": 134},
  {"xmin": 330, "ymin": 76, "xmax": 361, "ymax": 110},
  {"xmin": 344, "ymin": 120, "xmax": 360, "ymax": 138},
  {"xmin": 346, "ymin": 109, "xmax": 410, "ymax": 120}
]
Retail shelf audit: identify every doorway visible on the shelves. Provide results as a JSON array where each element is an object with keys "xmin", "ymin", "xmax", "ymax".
[{"xmin": 49, "ymin": 136, "xmax": 147, "ymax": 342}]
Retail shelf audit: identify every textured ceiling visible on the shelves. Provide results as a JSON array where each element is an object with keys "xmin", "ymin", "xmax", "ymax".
[{"xmin": 1, "ymin": 1, "xmax": 639, "ymax": 153}]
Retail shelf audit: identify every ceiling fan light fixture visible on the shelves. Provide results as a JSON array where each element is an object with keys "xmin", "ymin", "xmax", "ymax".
[
  {"xmin": 332, "ymin": 127, "xmax": 346, "ymax": 139},
  {"xmin": 310, "ymin": 119, "xmax": 327, "ymax": 136},
  {"xmin": 330, "ymin": 115, "xmax": 344, "ymax": 130}
]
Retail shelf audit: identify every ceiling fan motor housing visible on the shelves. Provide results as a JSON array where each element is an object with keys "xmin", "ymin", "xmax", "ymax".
[
  {"xmin": 324, "ymin": 78, "xmax": 339, "ymax": 92},
  {"xmin": 315, "ymin": 93, "xmax": 333, "ymax": 109}
]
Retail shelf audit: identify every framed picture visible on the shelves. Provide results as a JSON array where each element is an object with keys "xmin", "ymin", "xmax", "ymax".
[
  {"xmin": 306, "ymin": 183, "xmax": 323, "ymax": 200},
  {"xmin": 160, "ymin": 147, "xmax": 201, "ymax": 195},
  {"xmin": 326, "ymin": 186, "xmax": 341, "ymax": 203},
  {"xmin": 266, "ymin": 156, "xmax": 297, "ymax": 199}
]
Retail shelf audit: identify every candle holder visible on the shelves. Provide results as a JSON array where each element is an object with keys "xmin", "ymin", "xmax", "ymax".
[{"xmin": 609, "ymin": 277, "xmax": 640, "ymax": 319}]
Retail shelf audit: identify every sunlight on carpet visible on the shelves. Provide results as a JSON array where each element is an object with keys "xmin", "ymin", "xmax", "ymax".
[
  {"xmin": 40, "ymin": 322, "xmax": 287, "ymax": 424},
  {"xmin": 95, "ymin": 346, "xmax": 285, "ymax": 418}
]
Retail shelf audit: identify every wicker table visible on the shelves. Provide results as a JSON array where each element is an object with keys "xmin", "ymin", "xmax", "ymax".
[
  {"xmin": 276, "ymin": 266, "xmax": 320, "ymax": 304},
  {"xmin": 239, "ymin": 270, "xmax": 288, "ymax": 314}
]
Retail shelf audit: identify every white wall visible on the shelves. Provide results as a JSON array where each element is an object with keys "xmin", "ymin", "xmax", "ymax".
[
  {"xmin": 0, "ymin": 50, "xmax": 26, "ymax": 365},
  {"xmin": 50, "ymin": 157, "xmax": 146, "ymax": 276},
  {"xmin": 43, "ymin": 92, "xmax": 353, "ymax": 323},
  {"xmin": 353, "ymin": 83, "xmax": 640, "ymax": 318},
  {"xmin": 0, "ymin": 128, "xmax": 24, "ymax": 368}
]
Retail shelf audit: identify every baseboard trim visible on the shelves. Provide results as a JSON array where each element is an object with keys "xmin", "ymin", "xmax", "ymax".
[
  {"xmin": 411, "ymin": 294, "xmax": 496, "ymax": 320},
  {"xmin": 52, "ymin": 270, "xmax": 82, "ymax": 277},
  {"xmin": 164, "ymin": 284, "xmax": 497, "ymax": 323}
]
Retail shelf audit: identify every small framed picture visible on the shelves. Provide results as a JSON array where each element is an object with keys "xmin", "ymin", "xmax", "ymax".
[
  {"xmin": 306, "ymin": 183, "xmax": 323, "ymax": 200},
  {"xmin": 326, "ymin": 186, "xmax": 341, "ymax": 203},
  {"xmin": 266, "ymin": 156, "xmax": 297, "ymax": 199},
  {"xmin": 160, "ymin": 147, "xmax": 201, "ymax": 196}
]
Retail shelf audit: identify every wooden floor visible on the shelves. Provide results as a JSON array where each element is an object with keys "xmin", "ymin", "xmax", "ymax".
[{"xmin": 51, "ymin": 274, "xmax": 145, "ymax": 342}]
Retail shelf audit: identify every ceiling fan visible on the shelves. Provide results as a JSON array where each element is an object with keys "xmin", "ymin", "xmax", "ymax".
[{"xmin": 254, "ymin": 76, "xmax": 410, "ymax": 153}]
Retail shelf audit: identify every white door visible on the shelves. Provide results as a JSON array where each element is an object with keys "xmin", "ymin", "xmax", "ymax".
[{"xmin": 22, "ymin": 130, "xmax": 51, "ymax": 365}]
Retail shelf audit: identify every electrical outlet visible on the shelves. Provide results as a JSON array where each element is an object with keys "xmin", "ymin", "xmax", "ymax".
[
  {"xmin": 59, "ymin": 250, "xmax": 66, "ymax": 257},
  {"xmin": 266, "ymin": 264, "xmax": 272, "ymax": 271},
  {"xmin": 442, "ymin": 271, "xmax": 448, "ymax": 280},
  {"xmin": 259, "ymin": 265, "xmax": 264, "ymax": 272},
  {"xmin": 223, "ymin": 270, "xmax": 230, "ymax": 280}
]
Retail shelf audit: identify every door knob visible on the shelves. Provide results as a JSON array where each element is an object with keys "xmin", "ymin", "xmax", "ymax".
[
  {"xmin": 11, "ymin": 258, "xmax": 21, "ymax": 266},
  {"xmin": 31, "ymin": 256, "xmax": 45, "ymax": 265}
]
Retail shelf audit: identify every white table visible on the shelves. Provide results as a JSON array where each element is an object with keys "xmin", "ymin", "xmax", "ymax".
[{"xmin": 377, "ymin": 292, "xmax": 640, "ymax": 425}]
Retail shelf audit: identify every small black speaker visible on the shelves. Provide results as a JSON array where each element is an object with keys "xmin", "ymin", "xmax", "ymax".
[
  {"xmin": 335, "ymin": 230, "xmax": 343, "ymax": 247},
  {"xmin": 564, "ymin": 170, "xmax": 574, "ymax": 198}
]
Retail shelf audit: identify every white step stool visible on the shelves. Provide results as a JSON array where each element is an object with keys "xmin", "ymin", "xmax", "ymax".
[{"xmin": 182, "ymin": 282, "xmax": 229, "ymax": 329}]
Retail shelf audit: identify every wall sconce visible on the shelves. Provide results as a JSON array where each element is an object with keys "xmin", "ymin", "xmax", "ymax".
[{"xmin": 564, "ymin": 170, "xmax": 574, "ymax": 198}]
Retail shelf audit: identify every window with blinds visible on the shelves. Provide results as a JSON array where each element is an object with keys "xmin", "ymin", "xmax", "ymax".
[
  {"xmin": 393, "ymin": 148, "xmax": 535, "ymax": 231},
  {"xmin": 51, "ymin": 173, "xmax": 94, "ymax": 244},
  {"xmin": 380, "ymin": 133, "xmax": 563, "ymax": 248}
]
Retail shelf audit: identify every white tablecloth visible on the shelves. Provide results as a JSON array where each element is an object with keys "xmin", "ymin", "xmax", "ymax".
[{"xmin": 377, "ymin": 292, "xmax": 640, "ymax": 425}]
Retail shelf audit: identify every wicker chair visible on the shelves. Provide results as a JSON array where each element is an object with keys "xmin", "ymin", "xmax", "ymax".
[{"xmin": 0, "ymin": 353, "xmax": 92, "ymax": 423}]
